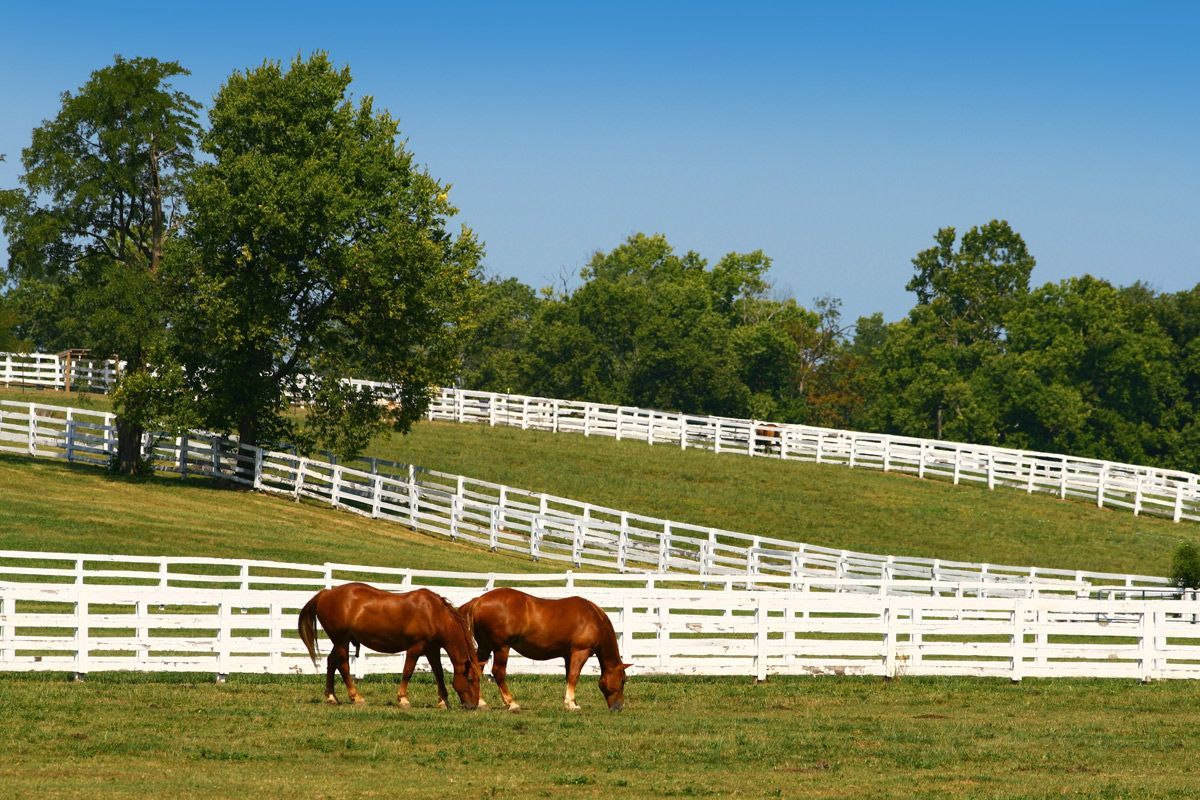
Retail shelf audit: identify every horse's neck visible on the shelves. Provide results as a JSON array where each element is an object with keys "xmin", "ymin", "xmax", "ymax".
[{"xmin": 592, "ymin": 611, "xmax": 623, "ymax": 669}]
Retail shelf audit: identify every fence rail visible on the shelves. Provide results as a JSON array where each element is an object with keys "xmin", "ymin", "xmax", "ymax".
[
  {"xmin": 0, "ymin": 400, "xmax": 1176, "ymax": 596},
  {"xmin": 5, "ymin": 350, "xmax": 1199, "ymax": 523},
  {"xmin": 3, "ymin": 579, "xmax": 1199, "ymax": 682}
]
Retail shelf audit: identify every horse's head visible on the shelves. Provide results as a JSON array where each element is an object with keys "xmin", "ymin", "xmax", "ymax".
[
  {"xmin": 451, "ymin": 647, "xmax": 483, "ymax": 710},
  {"xmin": 599, "ymin": 662, "xmax": 632, "ymax": 712}
]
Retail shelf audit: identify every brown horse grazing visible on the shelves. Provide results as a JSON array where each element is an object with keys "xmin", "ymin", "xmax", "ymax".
[
  {"xmin": 461, "ymin": 588, "xmax": 631, "ymax": 712},
  {"xmin": 297, "ymin": 583, "xmax": 481, "ymax": 709}
]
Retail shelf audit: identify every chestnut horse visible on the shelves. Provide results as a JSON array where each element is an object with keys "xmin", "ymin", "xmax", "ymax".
[
  {"xmin": 297, "ymin": 583, "xmax": 480, "ymax": 709},
  {"xmin": 462, "ymin": 588, "xmax": 630, "ymax": 712}
]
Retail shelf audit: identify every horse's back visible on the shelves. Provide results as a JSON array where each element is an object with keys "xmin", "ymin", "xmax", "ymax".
[
  {"xmin": 470, "ymin": 588, "xmax": 610, "ymax": 659},
  {"xmin": 315, "ymin": 583, "xmax": 447, "ymax": 652}
]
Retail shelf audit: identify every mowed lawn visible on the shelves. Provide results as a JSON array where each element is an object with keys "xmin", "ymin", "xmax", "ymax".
[
  {"xmin": 4, "ymin": 383, "xmax": 1199, "ymax": 577},
  {"xmin": 0, "ymin": 453, "xmax": 556, "ymax": 573},
  {"xmin": 1, "ymin": 672, "xmax": 1198, "ymax": 799},
  {"xmin": 366, "ymin": 421, "xmax": 1198, "ymax": 578}
]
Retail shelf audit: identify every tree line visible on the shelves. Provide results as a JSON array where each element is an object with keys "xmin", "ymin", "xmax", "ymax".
[
  {"xmin": 2, "ymin": 55, "xmax": 1197, "ymax": 476},
  {"xmin": 459, "ymin": 226, "xmax": 1200, "ymax": 473}
]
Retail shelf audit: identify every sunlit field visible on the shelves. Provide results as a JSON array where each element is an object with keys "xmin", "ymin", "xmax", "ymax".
[{"xmin": 2, "ymin": 672, "xmax": 1198, "ymax": 799}]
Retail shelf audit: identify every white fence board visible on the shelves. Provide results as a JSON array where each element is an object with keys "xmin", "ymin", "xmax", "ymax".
[{"xmin": 4, "ymin": 580, "xmax": 1200, "ymax": 682}]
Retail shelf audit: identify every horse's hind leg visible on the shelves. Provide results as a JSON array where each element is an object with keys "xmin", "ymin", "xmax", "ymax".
[
  {"xmin": 397, "ymin": 645, "xmax": 422, "ymax": 709},
  {"xmin": 563, "ymin": 649, "xmax": 590, "ymax": 711},
  {"xmin": 324, "ymin": 649, "xmax": 340, "ymax": 704},
  {"xmin": 492, "ymin": 647, "xmax": 519, "ymax": 712},
  {"xmin": 333, "ymin": 642, "xmax": 365, "ymax": 705},
  {"xmin": 426, "ymin": 647, "xmax": 450, "ymax": 710}
]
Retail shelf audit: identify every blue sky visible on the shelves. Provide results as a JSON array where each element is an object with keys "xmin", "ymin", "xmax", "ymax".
[{"xmin": 1, "ymin": 1, "xmax": 1197, "ymax": 323}]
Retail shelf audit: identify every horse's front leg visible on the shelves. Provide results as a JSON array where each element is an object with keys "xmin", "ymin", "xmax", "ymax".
[
  {"xmin": 492, "ymin": 646, "xmax": 519, "ymax": 712},
  {"xmin": 426, "ymin": 647, "xmax": 450, "ymax": 710},
  {"xmin": 397, "ymin": 645, "xmax": 422, "ymax": 709},
  {"xmin": 563, "ymin": 649, "xmax": 590, "ymax": 711}
]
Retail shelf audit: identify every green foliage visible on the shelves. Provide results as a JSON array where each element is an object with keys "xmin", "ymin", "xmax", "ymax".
[
  {"xmin": 0, "ymin": 294, "xmax": 31, "ymax": 351},
  {"xmin": 468, "ymin": 233, "xmax": 861, "ymax": 425},
  {"xmin": 1171, "ymin": 540, "xmax": 1200, "ymax": 590},
  {"xmin": 0, "ymin": 55, "xmax": 199, "ymax": 356},
  {"xmin": 0, "ymin": 55, "xmax": 200, "ymax": 473},
  {"xmin": 168, "ymin": 53, "xmax": 481, "ymax": 456}
]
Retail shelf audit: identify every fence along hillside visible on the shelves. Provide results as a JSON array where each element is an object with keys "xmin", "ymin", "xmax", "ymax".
[
  {"xmin": 2, "ymin": 554, "xmax": 1199, "ymax": 682},
  {"xmin": 0, "ymin": 399, "xmax": 1175, "ymax": 596},
  {"xmin": 4, "ymin": 350, "xmax": 1199, "ymax": 523}
]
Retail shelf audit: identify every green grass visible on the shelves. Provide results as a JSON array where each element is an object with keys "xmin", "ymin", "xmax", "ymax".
[
  {"xmin": 0, "ymin": 453, "xmax": 556, "ymax": 574},
  {"xmin": 363, "ymin": 421, "xmax": 1199, "ymax": 578},
  {"xmin": 1, "ymin": 672, "xmax": 1198, "ymax": 799},
  {"xmin": 5, "ymin": 381, "xmax": 1198, "ymax": 577}
]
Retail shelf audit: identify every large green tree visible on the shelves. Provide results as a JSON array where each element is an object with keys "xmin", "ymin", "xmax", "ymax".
[
  {"xmin": 169, "ymin": 53, "xmax": 481, "ymax": 457},
  {"xmin": 0, "ymin": 56, "xmax": 200, "ymax": 472}
]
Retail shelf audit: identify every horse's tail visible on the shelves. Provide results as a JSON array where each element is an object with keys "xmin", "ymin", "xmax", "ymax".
[{"xmin": 297, "ymin": 591, "xmax": 324, "ymax": 667}]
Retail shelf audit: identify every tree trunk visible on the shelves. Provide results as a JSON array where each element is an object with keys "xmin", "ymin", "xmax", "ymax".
[
  {"xmin": 114, "ymin": 417, "xmax": 145, "ymax": 475},
  {"xmin": 235, "ymin": 415, "xmax": 259, "ymax": 484}
]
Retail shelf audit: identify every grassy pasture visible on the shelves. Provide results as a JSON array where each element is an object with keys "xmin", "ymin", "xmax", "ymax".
[
  {"xmin": 1, "ymin": 672, "xmax": 1198, "ymax": 799},
  {"xmin": 0, "ymin": 453, "xmax": 555, "ymax": 574},
  {"xmin": 4, "ymin": 381, "xmax": 1198, "ymax": 577}
]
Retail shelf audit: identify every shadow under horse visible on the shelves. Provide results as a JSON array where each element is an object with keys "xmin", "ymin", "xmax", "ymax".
[
  {"xmin": 462, "ymin": 587, "xmax": 631, "ymax": 712},
  {"xmin": 297, "ymin": 582, "xmax": 481, "ymax": 709}
]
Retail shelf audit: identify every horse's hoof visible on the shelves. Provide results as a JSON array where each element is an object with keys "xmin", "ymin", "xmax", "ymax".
[
  {"xmin": 398, "ymin": 698, "xmax": 411, "ymax": 710},
  {"xmin": 477, "ymin": 699, "xmax": 489, "ymax": 710},
  {"xmin": 563, "ymin": 704, "xmax": 581, "ymax": 712},
  {"xmin": 325, "ymin": 695, "xmax": 339, "ymax": 705},
  {"xmin": 437, "ymin": 699, "xmax": 448, "ymax": 710},
  {"xmin": 507, "ymin": 704, "xmax": 521, "ymax": 714},
  {"xmin": 352, "ymin": 696, "xmax": 367, "ymax": 706}
]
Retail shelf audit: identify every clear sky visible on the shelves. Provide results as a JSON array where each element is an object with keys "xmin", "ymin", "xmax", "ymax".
[{"xmin": 1, "ymin": 1, "xmax": 1197, "ymax": 323}]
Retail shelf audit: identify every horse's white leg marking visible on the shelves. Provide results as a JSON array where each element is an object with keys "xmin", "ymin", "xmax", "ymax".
[
  {"xmin": 437, "ymin": 698, "xmax": 448, "ymax": 710},
  {"xmin": 325, "ymin": 693, "xmax": 339, "ymax": 705}
]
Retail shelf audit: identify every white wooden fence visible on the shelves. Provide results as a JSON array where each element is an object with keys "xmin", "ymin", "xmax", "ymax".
[
  {"xmin": 3, "ymin": 577, "xmax": 1199, "ymax": 683},
  {"xmin": 4, "ymin": 350, "xmax": 1199, "ymax": 523},
  {"xmin": 0, "ymin": 400, "xmax": 1175, "ymax": 595}
]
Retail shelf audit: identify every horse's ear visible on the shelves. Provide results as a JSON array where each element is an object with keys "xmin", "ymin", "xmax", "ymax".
[{"xmin": 622, "ymin": 662, "xmax": 633, "ymax": 670}]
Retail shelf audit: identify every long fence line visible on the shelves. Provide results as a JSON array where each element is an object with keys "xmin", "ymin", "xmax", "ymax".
[
  {"xmin": 3, "ymin": 578, "xmax": 1199, "ymax": 683},
  {"xmin": 0, "ymin": 400, "xmax": 1175, "ymax": 595},
  {"xmin": 4, "ymin": 350, "xmax": 1199, "ymax": 523}
]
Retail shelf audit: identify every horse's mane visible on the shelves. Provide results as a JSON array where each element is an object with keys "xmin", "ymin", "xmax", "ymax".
[
  {"xmin": 584, "ymin": 598, "xmax": 621, "ymax": 659},
  {"xmin": 434, "ymin": 592, "xmax": 477, "ymax": 651}
]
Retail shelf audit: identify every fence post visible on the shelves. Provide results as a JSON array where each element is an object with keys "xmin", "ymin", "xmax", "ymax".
[
  {"xmin": 986, "ymin": 451, "xmax": 995, "ymax": 490},
  {"xmin": 1097, "ymin": 464, "xmax": 1108, "ymax": 508},
  {"xmin": 407, "ymin": 464, "xmax": 418, "ymax": 527},
  {"xmin": 755, "ymin": 595, "xmax": 769, "ymax": 682},
  {"xmin": 571, "ymin": 521, "xmax": 583, "ymax": 566},
  {"xmin": 884, "ymin": 601, "xmax": 897, "ymax": 679},
  {"xmin": 27, "ymin": 402, "xmax": 36, "ymax": 455},
  {"xmin": 294, "ymin": 457, "xmax": 308, "ymax": 500},
  {"xmin": 371, "ymin": 476, "xmax": 383, "ymax": 518},
  {"xmin": 65, "ymin": 411, "xmax": 75, "ymax": 463},
  {"xmin": 180, "ymin": 435, "xmax": 189, "ymax": 478},
  {"xmin": 253, "ymin": 447, "xmax": 264, "ymax": 490},
  {"xmin": 330, "ymin": 466, "xmax": 342, "ymax": 507},
  {"xmin": 1139, "ymin": 607, "xmax": 1157, "ymax": 683},
  {"xmin": 215, "ymin": 601, "xmax": 230, "ymax": 683},
  {"xmin": 73, "ymin": 592, "xmax": 88, "ymax": 681},
  {"xmin": 489, "ymin": 506, "xmax": 500, "ymax": 551},
  {"xmin": 1010, "ymin": 601, "xmax": 1026, "ymax": 683}
]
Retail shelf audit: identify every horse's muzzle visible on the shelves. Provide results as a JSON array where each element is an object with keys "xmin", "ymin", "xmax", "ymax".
[{"xmin": 609, "ymin": 700, "xmax": 624, "ymax": 712}]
